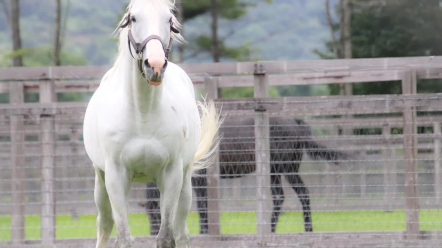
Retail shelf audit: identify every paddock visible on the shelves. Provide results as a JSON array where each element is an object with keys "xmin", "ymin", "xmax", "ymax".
[{"xmin": 1, "ymin": 56, "xmax": 442, "ymax": 247}]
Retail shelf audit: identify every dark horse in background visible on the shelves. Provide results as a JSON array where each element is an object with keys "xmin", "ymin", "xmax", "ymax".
[{"xmin": 140, "ymin": 117, "xmax": 351, "ymax": 235}]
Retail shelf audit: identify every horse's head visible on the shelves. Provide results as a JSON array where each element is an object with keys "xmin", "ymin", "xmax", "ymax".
[{"xmin": 119, "ymin": 0, "xmax": 181, "ymax": 86}]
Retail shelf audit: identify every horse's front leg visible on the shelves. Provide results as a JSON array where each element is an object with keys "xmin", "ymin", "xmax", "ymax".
[
  {"xmin": 156, "ymin": 161, "xmax": 184, "ymax": 248},
  {"xmin": 174, "ymin": 168, "xmax": 192, "ymax": 248},
  {"xmin": 94, "ymin": 168, "xmax": 114, "ymax": 248},
  {"xmin": 105, "ymin": 162, "xmax": 134, "ymax": 248}
]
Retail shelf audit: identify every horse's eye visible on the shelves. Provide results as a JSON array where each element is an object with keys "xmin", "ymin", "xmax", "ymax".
[{"xmin": 130, "ymin": 16, "xmax": 136, "ymax": 23}]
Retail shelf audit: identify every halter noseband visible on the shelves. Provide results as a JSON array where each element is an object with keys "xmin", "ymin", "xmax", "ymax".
[{"xmin": 120, "ymin": 14, "xmax": 179, "ymax": 78}]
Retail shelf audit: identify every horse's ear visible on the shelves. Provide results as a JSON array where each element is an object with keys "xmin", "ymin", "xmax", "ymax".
[
  {"xmin": 120, "ymin": 14, "xmax": 131, "ymax": 29},
  {"xmin": 169, "ymin": 10, "xmax": 180, "ymax": 33},
  {"xmin": 170, "ymin": 24, "xmax": 179, "ymax": 34}
]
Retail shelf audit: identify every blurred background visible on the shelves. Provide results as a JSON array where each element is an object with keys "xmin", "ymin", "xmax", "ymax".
[
  {"xmin": 2, "ymin": 0, "xmax": 442, "ymax": 98},
  {"xmin": 2, "ymin": 1, "xmax": 442, "ymax": 245}
]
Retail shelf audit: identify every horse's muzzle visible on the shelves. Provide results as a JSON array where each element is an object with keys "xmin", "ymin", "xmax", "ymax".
[{"xmin": 144, "ymin": 59, "xmax": 167, "ymax": 86}]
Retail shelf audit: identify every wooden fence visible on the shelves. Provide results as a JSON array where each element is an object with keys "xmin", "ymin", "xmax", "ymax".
[{"xmin": 1, "ymin": 56, "xmax": 442, "ymax": 247}]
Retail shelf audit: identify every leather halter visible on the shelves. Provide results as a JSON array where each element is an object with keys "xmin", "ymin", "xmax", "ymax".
[{"xmin": 120, "ymin": 14, "xmax": 179, "ymax": 78}]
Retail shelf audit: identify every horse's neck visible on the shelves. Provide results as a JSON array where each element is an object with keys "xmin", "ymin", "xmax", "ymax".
[{"xmin": 119, "ymin": 52, "xmax": 163, "ymax": 114}]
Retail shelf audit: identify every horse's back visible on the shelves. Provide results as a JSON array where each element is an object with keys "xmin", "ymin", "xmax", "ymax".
[
  {"xmin": 218, "ymin": 117, "xmax": 308, "ymax": 176},
  {"xmin": 220, "ymin": 117, "xmax": 310, "ymax": 142}
]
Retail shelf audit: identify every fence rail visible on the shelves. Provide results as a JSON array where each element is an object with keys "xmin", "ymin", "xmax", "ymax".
[{"xmin": 1, "ymin": 56, "xmax": 442, "ymax": 247}]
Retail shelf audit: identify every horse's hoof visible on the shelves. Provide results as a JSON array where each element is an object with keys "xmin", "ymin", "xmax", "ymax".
[
  {"xmin": 157, "ymin": 239, "xmax": 175, "ymax": 248},
  {"xmin": 305, "ymin": 224, "xmax": 313, "ymax": 232},
  {"xmin": 115, "ymin": 235, "xmax": 135, "ymax": 248}
]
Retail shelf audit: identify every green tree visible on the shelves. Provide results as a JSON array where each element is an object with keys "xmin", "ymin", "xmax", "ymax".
[
  {"xmin": 1, "ymin": 0, "xmax": 24, "ymax": 66},
  {"xmin": 318, "ymin": 0, "xmax": 442, "ymax": 95},
  {"xmin": 182, "ymin": 0, "xmax": 272, "ymax": 62}
]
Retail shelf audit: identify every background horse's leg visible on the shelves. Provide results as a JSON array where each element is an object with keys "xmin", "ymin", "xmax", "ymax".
[
  {"xmin": 174, "ymin": 169, "xmax": 193, "ymax": 248},
  {"xmin": 94, "ymin": 168, "xmax": 114, "ymax": 248},
  {"xmin": 191, "ymin": 175, "xmax": 208, "ymax": 234},
  {"xmin": 270, "ymin": 172, "xmax": 285, "ymax": 233},
  {"xmin": 156, "ymin": 164, "xmax": 184, "ymax": 248},
  {"xmin": 104, "ymin": 163, "xmax": 134, "ymax": 247},
  {"xmin": 284, "ymin": 172, "xmax": 313, "ymax": 232},
  {"xmin": 144, "ymin": 183, "xmax": 161, "ymax": 236}
]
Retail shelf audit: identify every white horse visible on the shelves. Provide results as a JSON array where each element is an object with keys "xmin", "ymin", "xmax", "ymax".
[{"xmin": 83, "ymin": 0, "xmax": 220, "ymax": 247}]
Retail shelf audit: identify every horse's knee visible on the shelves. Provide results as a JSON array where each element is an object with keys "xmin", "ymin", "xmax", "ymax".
[
  {"xmin": 299, "ymin": 187, "xmax": 310, "ymax": 197},
  {"xmin": 298, "ymin": 190, "xmax": 311, "ymax": 207},
  {"xmin": 97, "ymin": 214, "xmax": 114, "ymax": 232}
]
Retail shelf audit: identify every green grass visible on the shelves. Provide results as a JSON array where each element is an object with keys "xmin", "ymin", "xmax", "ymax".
[{"xmin": 1, "ymin": 210, "xmax": 442, "ymax": 241}]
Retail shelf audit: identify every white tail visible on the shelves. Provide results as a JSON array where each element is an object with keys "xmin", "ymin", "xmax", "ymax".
[{"xmin": 191, "ymin": 100, "xmax": 222, "ymax": 173}]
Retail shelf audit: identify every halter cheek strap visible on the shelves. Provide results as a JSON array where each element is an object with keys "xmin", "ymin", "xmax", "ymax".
[
  {"xmin": 121, "ymin": 14, "xmax": 178, "ymax": 78},
  {"xmin": 127, "ymin": 31, "xmax": 173, "ymax": 61},
  {"xmin": 128, "ymin": 32, "xmax": 163, "ymax": 78},
  {"xmin": 126, "ymin": 30, "xmax": 173, "ymax": 79}
]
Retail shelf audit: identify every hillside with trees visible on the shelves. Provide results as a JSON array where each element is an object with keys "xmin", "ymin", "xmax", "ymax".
[
  {"xmin": 2, "ymin": 0, "xmax": 442, "ymax": 97},
  {"xmin": 0, "ymin": 0, "xmax": 334, "ymax": 66}
]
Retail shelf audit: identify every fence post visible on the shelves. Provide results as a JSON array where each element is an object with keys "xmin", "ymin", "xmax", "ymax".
[
  {"xmin": 10, "ymin": 82, "xmax": 25, "ymax": 245},
  {"xmin": 383, "ymin": 124, "xmax": 396, "ymax": 211},
  {"xmin": 360, "ymin": 164, "xmax": 366, "ymax": 199},
  {"xmin": 401, "ymin": 70, "xmax": 420, "ymax": 239},
  {"xmin": 433, "ymin": 122, "xmax": 441, "ymax": 206},
  {"xmin": 330, "ymin": 126, "xmax": 340, "ymax": 205},
  {"xmin": 204, "ymin": 77, "xmax": 221, "ymax": 236},
  {"xmin": 70, "ymin": 127, "xmax": 80, "ymax": 219},
  {"xmin": 253, "ymin": 63, "xmax": 272, "ymax": 237},
  {"xmin": 40, "ymin": 79, "xmax": 56, "ymax": 244}
]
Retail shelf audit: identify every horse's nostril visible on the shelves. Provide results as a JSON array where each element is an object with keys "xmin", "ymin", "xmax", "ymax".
[
  {"xmin": 144, "ymin": 59, "xmax": 167, "ymax": 70},
  {"xmin": 144, "ymin": 59, "xmax": 151, "ymax": 68}
]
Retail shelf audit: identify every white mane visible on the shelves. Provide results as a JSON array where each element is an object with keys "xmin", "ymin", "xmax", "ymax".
[{"xmin": 113, "ymin": 0, "xmax": 184, "ymax": 66}]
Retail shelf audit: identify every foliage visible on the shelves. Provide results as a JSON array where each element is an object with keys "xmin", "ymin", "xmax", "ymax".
[
  {"xmin": 221, "ymin": 86, "xmax": 279, "ymax": 98},
  {"xmin": 185, "ymin": 0, "xmax": 274, "ymax": 98},
  {"xmin": 184, "ymin": 0, "xmax": 272, "ymax": 62},
  {"xmin": 0, "ymin": 46, "xmax": 88, "ymax": 102},
  {"xmin": 181, "ymin": 0, "xmax": 212, "ymax": 20},
  {"xmin": 351, "ymin": 0, "xmax": 442, "ymax": 58},
  {"xmin": 1, "ymin": 0, "xmax": 334, "ymax": 67},
  {"xmin": 19, "ymin": 47, "xmax": 87, "ymax": 67},
  {"xmin": 182, "ymin": 0, "xmax": 273, "ymax": 20},
  {"xmin": 194, "ymin": 36, "xmax": 254, "ymax": 61},
  {"xmin": 184, "ymin": 0, "xmax": 247, "ymax": 20},
  {"xmin": 319, "ymin": 0, "xmax": 442, "ymax": 95},
  {"xmin": 1, "ymin": 0, "xmax": 124, "ymax": 66}
]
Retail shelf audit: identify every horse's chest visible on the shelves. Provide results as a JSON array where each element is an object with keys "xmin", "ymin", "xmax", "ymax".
[
  {"xmin": 120, "ymin": 137, "xmax": 170, "ymax": 178},
  {"xmin": 102, "ymin": 115, "xmax": 185, "ymax": 167}
]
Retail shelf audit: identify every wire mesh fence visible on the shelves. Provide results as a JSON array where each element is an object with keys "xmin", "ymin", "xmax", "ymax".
[
  {"xmin": 1, "ymin": 94, "xmax": 442, "ymax": 247},
  {"xmin": 1, "ymin": 59, "xmax": 442, "ymax": 247}
]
